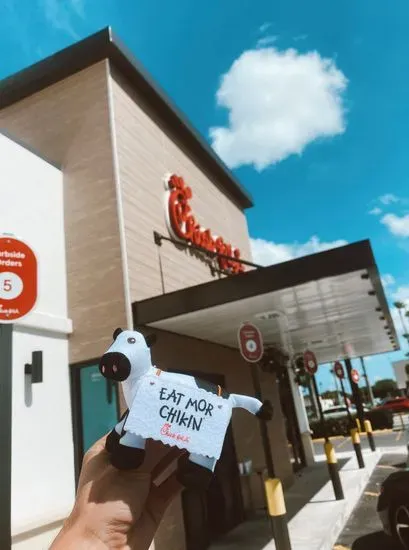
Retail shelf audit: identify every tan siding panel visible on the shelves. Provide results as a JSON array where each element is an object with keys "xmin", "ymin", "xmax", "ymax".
[
  {"xmin": 0, "ymin": 62, "xmax": 127, "ymax": 363},
  {"xmin": 110, "ymin": 67, "xmax": 253, "ymax": 302}
]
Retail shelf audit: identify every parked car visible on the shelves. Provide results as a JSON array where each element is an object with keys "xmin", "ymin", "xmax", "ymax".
[
  {"xmin": 309, "ymin": 404, "xmax": 393, "ymax": 437},
  {"xmin": 323, "ymin": 405, "xmax": 370, "ymax": 419},
  {"xmin": 377, "ymin": 469, "xmax": 409, "ymax": 548},
  {"xmin": 374, "ymin": 397, "xmax": 409, "ymax": 414},
  {"xmin": 322, "ymin": 406, "xmax": 354, "ymax": 420}
]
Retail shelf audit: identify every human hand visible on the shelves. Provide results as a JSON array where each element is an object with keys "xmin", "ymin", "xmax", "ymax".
[{"xmin": 50, "ymin": 435, "xmax": 185, "ymax": 550}]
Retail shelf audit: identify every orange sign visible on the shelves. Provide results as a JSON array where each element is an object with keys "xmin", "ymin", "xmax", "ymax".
[
  {"xmin": 0, "ymin": 236, "xmax": 37, "ymax": 322},
  {"xmin": 165, "ymin": 174, "xmax": 244, "ymax": 274}
]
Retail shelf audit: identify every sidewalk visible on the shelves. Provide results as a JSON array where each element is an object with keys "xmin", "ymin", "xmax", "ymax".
[{"xmin": 210, "ymin": 449, "xmax": 380, "ymax": 550}]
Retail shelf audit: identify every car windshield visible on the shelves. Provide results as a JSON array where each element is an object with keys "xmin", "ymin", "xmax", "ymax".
[{"xmin": 324, "ymin": 407, "xmax": 347, "ymax": 414}]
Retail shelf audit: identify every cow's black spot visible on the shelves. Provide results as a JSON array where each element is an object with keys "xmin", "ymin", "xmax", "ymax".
[{"xmin": 194, "ymin": 377, "xmax": 229, "ymax": 399}]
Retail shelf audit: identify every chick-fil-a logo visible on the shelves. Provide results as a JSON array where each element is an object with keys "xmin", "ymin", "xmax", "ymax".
[
  {"xmin": 160, "ymin": 423, "xmax": 190, "ymax": 443},
  {"xmin": 164, "ymin": 174, "xmax": 244, "ymax": 275}
]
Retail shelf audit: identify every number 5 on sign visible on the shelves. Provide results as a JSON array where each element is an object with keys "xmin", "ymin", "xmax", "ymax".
[
  {"xmin": 0, "ymin": 236, "xmax": 38, "ymax": 322},
  {"xmin": 0, "ymin": 273, "xmax": 23, "ymax": 300}
]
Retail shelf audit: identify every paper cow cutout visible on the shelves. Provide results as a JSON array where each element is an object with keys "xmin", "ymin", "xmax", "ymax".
[{"xmin": 99, "ymin": 328, "xmax": 274, "ymax": 489}]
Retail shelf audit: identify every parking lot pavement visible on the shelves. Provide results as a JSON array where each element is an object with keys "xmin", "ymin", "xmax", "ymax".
[
  {"xmin": 393, "ymin": 414, "xmax": 409, "ymax": 430},
  {"xmin": 334, "ymin": 453, "xmax": 407, "ymax": 550},
  {"xmin": 313, "ymin": 428, "xmax": 407, "ymax": 456}
]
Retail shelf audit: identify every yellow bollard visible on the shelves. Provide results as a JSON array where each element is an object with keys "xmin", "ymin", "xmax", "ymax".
[
  {"xmin": 350, "ymin": 428, "xmax": 365, "ymax": 468},
  {"xmin": 265, "ymin": 478, "xmax": 286, "ymax": 517},
  {"xmin": 351, "ymin": 427, "xmax": 360, "ymax": 444},
  {"xmin": 324, "ymin": 441, "xmax": 337, "ymax": 464},
  {"xmin": 356, "ymin": 418, "xmax": 362, "ymax": 433},
  {"xmin": 264, "ymin": 478, "xmax": 292, "ymax": 549},
  {"xmin": 323, "ymin": 440, "xmax": 344, "ymax": 500},
  {"xmin": 364, "ymin": 419, "xmax": 376, "ymax": 451}
]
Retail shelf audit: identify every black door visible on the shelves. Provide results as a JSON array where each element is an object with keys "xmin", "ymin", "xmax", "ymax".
[
  {"xmin": 278, "ymin": 370, "xmax": 306, "ymax": 472},
  {"xmin": 207, "ymin": 423, "xmax": 245, "ymax": 538},
  {"xmin": 172, "ymin": 370, "xmax": 244, "ymax": 550}
]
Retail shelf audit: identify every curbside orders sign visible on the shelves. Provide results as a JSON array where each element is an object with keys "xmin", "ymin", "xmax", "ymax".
[
  {"xmin": 0, "ymin": 235, "xmax": 37, "ymax": 322},
  {"xmin": 237, "ymin": 322, "xmax": 264, "ymax": 363},
  {"xmin": 334, "ymin": 361, "xmax": 345, "ymax": 380},
  {"xmin": 303, "ymin": 349, "xmax": 318, "ymax": 375}
]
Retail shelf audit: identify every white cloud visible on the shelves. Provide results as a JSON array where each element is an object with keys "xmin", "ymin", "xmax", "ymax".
[
  {"xmin": 381, "ymin": 274, "xmax": 396, "ymax": 288},
  {"xmin": 250, "ymin": 235, "xmax": 348, "ymax": 266},
  {"xmin": 369, "ymin": 207, "xmax": 382, "ymax": 215},
  {"xmin": 257, "ymin": 36, "xmax": 278, "ymax": 48},
  {"xmin": 379, "ymin": 193, "xmax": 399, "ymax": 205},
  {"xmin": 381, "ymin": 213, "xmax": 409, "ymax": 237},
  {"xmin": 210, "ymin": 47, "xmax": 347, "ymax": 171},
  {"xmin": 259, "ymin": 22, "xmax": 272, "ymax": 34},
  {"xmin": 41, "ymin": 0, "xmax": 84, "ymax": 38}
]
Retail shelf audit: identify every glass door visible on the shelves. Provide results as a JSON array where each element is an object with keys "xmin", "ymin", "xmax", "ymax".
[{"xmin": 71, "ymin": 363, "xmax": 120, "ymax": 483}]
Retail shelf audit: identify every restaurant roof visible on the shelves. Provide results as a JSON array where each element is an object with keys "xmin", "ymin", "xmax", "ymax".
[{"xmin": 0, "ymin": 27, "xmax": 253, "ymax": 209}]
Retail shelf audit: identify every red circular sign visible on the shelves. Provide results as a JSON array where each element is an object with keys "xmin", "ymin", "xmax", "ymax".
[
  {"xmin": 303, "ymin": 350, "xmax": 318, "ymax": 375},
  {"xmin": 238, "ymin": 322, "xmax": 264, "ymax": 363},
  {"xmin": 351, "ymin": 369, "xmax": 360, "ymax": 384},
  {"xmin": 0, "ymin": 236, "xmax": 37, "ymax": 322},
  {"xmin": 334, "ymin": 361, "xmax": 345, "ymax": 380}
]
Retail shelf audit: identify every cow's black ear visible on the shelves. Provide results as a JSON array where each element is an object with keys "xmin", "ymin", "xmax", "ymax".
[
  {"xmin": 113, "ymin": 328, "xmax": 123, "ymax": 341},
  {"xmin": 145, "ymin": 334, "xmax": 157, "ymax": 348}
]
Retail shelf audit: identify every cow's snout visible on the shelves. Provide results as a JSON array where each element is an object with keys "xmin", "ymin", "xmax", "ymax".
[{"xmin": 99, "ymin": 352, "xmax": 131, "ymax": 382}]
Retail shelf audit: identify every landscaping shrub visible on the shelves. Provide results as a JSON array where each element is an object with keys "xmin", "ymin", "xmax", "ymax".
[
  {"xmin": 309, "ymin": 408, "xmax": 393, "ymax": 438},
  {"xmin": 366, "ymin": 409, "xmax": 393, "ymax": 430}
]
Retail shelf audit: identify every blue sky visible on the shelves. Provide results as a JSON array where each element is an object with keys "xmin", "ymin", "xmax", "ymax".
[{"xmin": 1, "ymin": 0, "xmax": 409, "ymax": 391}]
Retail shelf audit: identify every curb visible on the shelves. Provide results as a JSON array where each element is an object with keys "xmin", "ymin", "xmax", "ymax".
[
  {"xmin": 318, "ymin": 451, "xmax": 380, "ymax": 550},
  {"xmin": 263, "ymin": 450, "xmax": 380, "ymax": 550}
]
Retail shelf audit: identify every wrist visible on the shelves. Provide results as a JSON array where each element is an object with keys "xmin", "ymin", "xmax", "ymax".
[{"xmin": 51, "ymin": 511, "xmax": 108, "ymax": 550}]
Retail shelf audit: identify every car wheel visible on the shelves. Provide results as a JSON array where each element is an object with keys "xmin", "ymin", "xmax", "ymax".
[{"xmin": 390, "ymin": 500, "xmax": 409, "ymax": 549}]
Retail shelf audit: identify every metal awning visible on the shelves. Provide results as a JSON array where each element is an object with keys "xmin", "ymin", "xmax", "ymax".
[{"xmin": 132, "ymin": 240, "xmax": 399, "ymax": 364}]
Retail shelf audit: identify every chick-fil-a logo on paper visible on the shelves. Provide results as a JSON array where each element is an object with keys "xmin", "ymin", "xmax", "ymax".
[
  {"xmin": 164, "ymin": 174, "xmax": 244, "ymax": 275},
  {"xmin": 160, "ymin": 423, "xmax": 190, "ymax": 443}
]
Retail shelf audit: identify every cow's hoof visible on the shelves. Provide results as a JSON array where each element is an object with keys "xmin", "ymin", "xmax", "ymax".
[
  {"xmin": 176, "ymin": 458, "xmax": 214, "ymax": 491},
  {"xmin": 111, "ymin": 446, "xmax": 146, "ymax": 470},
  {"xmin": 105, "ymin": 429, "xmax": 121, "ymax": 454},
  {"xmin": 256, "ymin": 399, "xmax": 274, "ymax": 421}
]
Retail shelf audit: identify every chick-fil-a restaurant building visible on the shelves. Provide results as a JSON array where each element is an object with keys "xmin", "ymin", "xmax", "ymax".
[{"xmin": 0, "ymin": 28, "xmax": 398, "ymax": 550}]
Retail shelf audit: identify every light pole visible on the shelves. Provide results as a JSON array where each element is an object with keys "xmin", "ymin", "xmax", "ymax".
[
  {"xmin": 360, "ymin": 357, "xmax": 375, "ymax": 406},
  {"xmin": 330, "ymin": 367, "xmax": 341, "ymax": 405}
]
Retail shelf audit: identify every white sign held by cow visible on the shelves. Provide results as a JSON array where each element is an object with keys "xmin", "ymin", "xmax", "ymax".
[{"xmin": 125, "ymin": 375, "xmax": 232, "ymax": 460}]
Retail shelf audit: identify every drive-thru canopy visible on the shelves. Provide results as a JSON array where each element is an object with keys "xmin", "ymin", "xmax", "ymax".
[{"xmin": 133, "ymin": 240, "xmax": 398, "ymax": 364}]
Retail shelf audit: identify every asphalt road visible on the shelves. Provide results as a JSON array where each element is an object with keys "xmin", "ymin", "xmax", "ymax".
[
  {"xmin": 333, "ymin": 452, "xmax": 408, "ymax": 550},
  {"xmin": 313, "ymin": 428, "xmax": 408, "ymax": 456}
]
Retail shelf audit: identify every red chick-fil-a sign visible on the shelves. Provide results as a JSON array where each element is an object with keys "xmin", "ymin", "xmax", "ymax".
[{"xmin": 165, "ymin": 174, "xmax": 244, "ymax": 274}]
